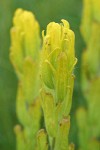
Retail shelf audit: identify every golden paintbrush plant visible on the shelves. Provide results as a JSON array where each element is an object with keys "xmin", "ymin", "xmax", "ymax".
[
  {"xmin": 40, "ymin": 20, "xmax": 77, "ymax": 150},
  {"xmin": 10, "ymin": 9, "xmax": 41, "ymax": 150}
]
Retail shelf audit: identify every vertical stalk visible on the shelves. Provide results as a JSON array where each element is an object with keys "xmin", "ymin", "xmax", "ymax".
[
  {"xmin": 10, "ymin": 9, "xmax": 41, "ymax": 150},
  {"xmin": 41, "ymin": 20, "xmax": 77, "ymax": 150}
]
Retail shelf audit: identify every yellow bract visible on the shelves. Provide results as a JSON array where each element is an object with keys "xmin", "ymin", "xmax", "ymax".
[{"xmin": 41, "ymin": 20, "xmax": 77, "ymax": 94}]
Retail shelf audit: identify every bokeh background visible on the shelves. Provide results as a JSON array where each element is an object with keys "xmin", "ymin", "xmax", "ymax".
[{"xmin": 0, "ymin": 0, "xmax": 85, "ymax": 149}]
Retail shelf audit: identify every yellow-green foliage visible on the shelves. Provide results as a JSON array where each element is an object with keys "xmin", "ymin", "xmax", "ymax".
[
  {"xmin": 10, "ymin": 9, "xmax": 41, "ymax": 150},
  {"xmin": 76, "ymin": 0, "xmax": 100, "ymax": 149}
]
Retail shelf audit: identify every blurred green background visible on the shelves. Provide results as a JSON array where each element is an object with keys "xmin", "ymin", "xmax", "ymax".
[{"xmin": 0, "ymin": 0, "xmax": 85, "ymax": 149}]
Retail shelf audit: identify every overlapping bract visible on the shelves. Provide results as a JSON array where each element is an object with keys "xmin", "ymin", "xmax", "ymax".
[
  {"xmin": 10, "ymin": 9, "xmax": 41, "ymax": 102},
  {"xmin": 41, "ymin": 20, "xmax": 77, "ymax": 101}
]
